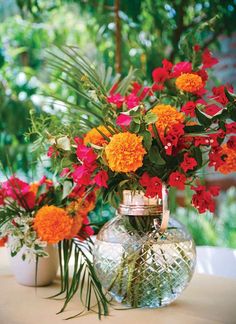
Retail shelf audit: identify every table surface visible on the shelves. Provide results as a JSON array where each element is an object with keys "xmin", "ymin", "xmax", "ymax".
[{"xmin": 0, "ymin": 248, "xmax": 236, "ymax": 324}]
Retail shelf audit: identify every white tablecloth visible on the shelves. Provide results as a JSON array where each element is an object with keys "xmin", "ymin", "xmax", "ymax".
[{"xmin": 0, "ymin": 248, "xmax": 236, "ymax": 324}]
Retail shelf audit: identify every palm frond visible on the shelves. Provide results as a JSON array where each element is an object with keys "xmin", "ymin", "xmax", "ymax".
[
  {"xmin": 47, "ymin": 46, "xmax": 136, "ymax": 130},
  {"xmin": 54, "ymin": 237, "xmax": 109, "ymax": 319}
]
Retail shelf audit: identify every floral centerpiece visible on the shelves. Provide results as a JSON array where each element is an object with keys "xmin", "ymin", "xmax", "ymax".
[
  {"xmin": 0, "ymin": 174, "xmax": 96, "ymax": 289},
  {"xmin": 43, "ymin": 47, "xmax": 236, "ymax": 211},
  {"xmin": 30, "ymin": 38, "xmax": 236, "ymax": 315},
  {"xmin": 0, "ymin": 175, "xmax": 95, "ymax": 258}
]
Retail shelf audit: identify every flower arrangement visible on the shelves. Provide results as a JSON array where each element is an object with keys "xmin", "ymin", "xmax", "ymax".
[
  {"xmin": 0, "ymin": 175, "xmax": 95, "ymax": 260},
  {"xmin": 42, "ymin": 46, "xmax": 236, "ymax": 216},
  {"xmin": 28, "ymin": 40, "xmax": 236, "ymax": 316}
]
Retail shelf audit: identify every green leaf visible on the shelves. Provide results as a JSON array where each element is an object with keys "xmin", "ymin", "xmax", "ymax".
[
  {"xmin": 11, "ymin": 251, "xmax": 17, "ymax": 257},
  {"xmin": 140, "ymin": 131, "xmax": 152, "ymax": 151},
  {"xmin": 191, "ymin": 146, "xmax": 202, "ymax": 168},
  {"xmin": 195, "ymin": 108, "xmax": 212, "ymax": 127},
  {"xmin": 227, "ymin": 103, "xmax": 236, "ymax": 121},
  {"xmin": 144, "ymin": 111, "xmax": 158, "ymax": 125},
  {"xmin": 116, "ymin": 67, "xmax": 136, "ymax": 95},
  {"xmin": 62, "ymin": 180, "xmax": 73, "ymax": 200},
  {"xmin": 130, "ymin": 121, "xmax": 140, "ymax": 133},
  {"xmin": 184, "ymin": 125, "xmax": 205, "ymax": 133},
  {"xmin": 149, "ymin": 146, "xmax": 166, "ymax": 166},
  {"xmin": 224, "ymin": 88, "xmax": 236, "ymax": 103}
]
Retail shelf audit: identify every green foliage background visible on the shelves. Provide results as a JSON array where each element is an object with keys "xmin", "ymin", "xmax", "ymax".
[{"xmin": 0, "ymin": 0, "xmax": 236, "ymax": 246}]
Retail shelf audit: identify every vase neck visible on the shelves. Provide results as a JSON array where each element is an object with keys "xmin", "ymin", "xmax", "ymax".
[{"xmin": 118, "ymin": 190, "xmax": 162, "ymax": 216}]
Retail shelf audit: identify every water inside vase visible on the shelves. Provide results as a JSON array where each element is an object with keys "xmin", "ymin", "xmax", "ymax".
[{"xmin": 94, "ymin": 229, "xmax": 195, "ymax": 308}]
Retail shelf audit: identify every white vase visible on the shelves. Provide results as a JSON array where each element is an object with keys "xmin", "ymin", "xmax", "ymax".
[{"xmin": 9, "ymin": 244, "xmax": 59, "ymax": 287}]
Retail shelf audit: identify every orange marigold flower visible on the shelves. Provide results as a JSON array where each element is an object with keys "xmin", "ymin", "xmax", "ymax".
[
  {"xmin": 176, "ymin": 73, "xmax": 203, "ymax": 93},
  {"xmin": 34, "ymin": 205, "xmax": 73, "ymax": 244},
  {"xmin": 105, "ymin": 132, "xmax": 146, "ymax": 172},
  {"xmin": 84, "ymin": 126, "xmax": 111, "ymax": 146},
  {"xmin": 218, "ymin": 145, "xmax": 236, "ymax": 174},
  {"xmin": 65, "ymin": 201, "xmax": 85, "ymax": 239},
  {"xmin": 149, "ymin": 104, "xmax": 184, "ymax": 138},
  {"xmin": 185, "ymin": 121, "xmax": 198, "ymax": 126}
]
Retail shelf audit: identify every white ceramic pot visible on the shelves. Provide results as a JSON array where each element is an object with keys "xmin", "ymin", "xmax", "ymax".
[{"xmin": 9, "ymin": 244, "xmax": 59, "ymax": 287}]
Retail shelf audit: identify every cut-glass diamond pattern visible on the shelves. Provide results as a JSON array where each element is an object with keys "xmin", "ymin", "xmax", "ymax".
[{"xmin": 94, "ymin": 216, "xmax": 196, "ymax": 308}]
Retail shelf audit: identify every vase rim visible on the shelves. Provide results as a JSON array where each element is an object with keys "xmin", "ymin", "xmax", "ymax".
[{"xmin": 118, "ymin": 190, "xmax": 162, "ymax": 216}]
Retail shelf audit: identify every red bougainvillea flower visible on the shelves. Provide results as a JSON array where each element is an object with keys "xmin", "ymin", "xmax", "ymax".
[
  {"xmin": 151, "ymin": 59, "xmax": 173, "ymax": 92},
  {"xmin": 208, "ymin": 130, "xmax": 225, "ymax": 148},
  {"xmin": 204, "ymin": 104, "xmax": 222, "ymax": 116},
  {"xmin": 0, "ymin": 236, "xmax": 8, "ymax": 247},
  {"xmin": 72, "ymin": 164, "xmax": 96, "ymax": 186},
  {"xmin": 125, "ymin": 93, "xmax": 140, "ymax": 109},
  {"xmin": 116, "ymin": 114, "xmax": 132, "ymax": 127},
  {"xmin": 131, "ymin": 82, "xmax": 151, "ymax": 100},
  {"xmin": 162, "ymin": 123, "xmax": 185, "ymax": 155},
  {"xmin": 208, "ymin": 147, "xmax": 224, "ymax": 170},
  {"xmin": 226, "ymin": 122, "xmax": 236, "ymax": 134},
  {"xmin": 94, "ymin": 170, "xmax": 109, "ymax": 188},
  {"xmin": 193, "ymin": 44, "xmax": 201, "ymax": 52},
  {"xmin": 0, "ymin": 187, "xmax": 6, "ymax": 205},
  {"xmin": 168, "ymin": 171, "xmax": 186, "ymax": 190},
  {"xmin": 47, "ymin": 145, "xmax": 59, "ymax": 158},
  {"xmin": 2, "ymin": 177, "xmax": 29, "ymax": 199},
  {"xmin": 76, "ymin": 143, "xmax": 97, "ymax": 164},
  {"xmin": 194, "ymin": 136, "xmax": 212, "ymax": 147},
  {"xmin": 107, "ymin": 93, "xmax": 124, "ymax": 108},
  {"xmin": 68, "ymin": 184, "xmax": 86, "ymax": 200},
  {"xmin": 209, "ymin": 186, "xmax": 221, "ymax": 196},
  {"xmin": 227, "ymin": 136, "xmax": 236, "ymax": 150},
  {"xmin": 171, "ymin": 61, "xmax": 192, "ymax": 78},
  {"xmin": 152, "ymin": 83, "xmax": 165, "ymax": 91},
  {"xmin": 202, "ymin": 49, "xmax": 219, "ymax": 68},
  {"xmin": 152, "ymin": 67, "xmax": 169, "ymax": 89},
  {"xmin": 146, "ymin": 177, "xmax": 162, "ymax": 198},
  {"xmin": 194, "ymin": 129, "xmax": 225, "ymax": 148},
  {"xmin": 181, "ymin": 101, "xmax": 197, "ymax": 117},
  {"xmin": 191, "ymin": 185, "xmax": 220, "ymax": 213},
  {"xmin": 38, "ymin": 176, "xmax": 53, "ymax": 189},
  {"xmin": 2, "ymin": 177, "xmax": 36, "ymax": 210},
  {"xmin": 210, "ymin": 85, "xmax": 234, "ymax": 105},
  {"xmin": 196, "ymin": 69, "xmax": 208, "ymax": 82},
  {"xmin": 180, "ymin": 153, "xmax": 198, "ymax": 173},
  {"xmin": 139, "ymin": 172, "xmax": 162, "ymax": 198},
  {"xmin": 77, "ymin": 215, "xmax": 95, "ymax": 240},
  {"xmin": 139, "ymin": 172, "xmax": 150, "ymax": 187},
  {"xmin": 162, "ymin": 59, "xmax": 173, "ymax": 71},
  {"xmin": 60, "ymin": 167, "xmax": 71, "ymax": 178}
]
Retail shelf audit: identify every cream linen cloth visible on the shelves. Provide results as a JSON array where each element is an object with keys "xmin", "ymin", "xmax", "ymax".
[{"xmin": 0, "ymin": 248, "xmax": 236, "ymax": 324}]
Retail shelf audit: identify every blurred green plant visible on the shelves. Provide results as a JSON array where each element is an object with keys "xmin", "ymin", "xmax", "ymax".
[
  {"xmin": 14, "ymin": 0, "xmax": 236, "ymax": 75},
  {"xmin": 0, "ymin": 4, "xmax": 97, "ymax": 176},
  {"xmin": 175, "ymin": 187, "xmax": 236, "ymax": 248}
]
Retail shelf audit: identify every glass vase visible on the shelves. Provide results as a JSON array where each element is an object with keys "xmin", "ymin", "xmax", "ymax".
[{"xmin": 94, "ymin": 190, "xmax": 196, "ymax": 308}]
